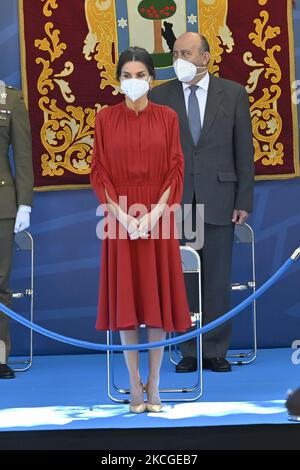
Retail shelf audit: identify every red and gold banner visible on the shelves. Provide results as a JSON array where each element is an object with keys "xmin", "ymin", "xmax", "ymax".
[{"xmin": 19, "ymin": 0, "xmax": 299, "ymax": 190}]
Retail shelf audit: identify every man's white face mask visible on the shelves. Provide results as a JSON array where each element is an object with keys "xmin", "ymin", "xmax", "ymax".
[
  {"xmin": 173, "ymin": 58, "xmax": 207, "ymax": 83},
  {"xmin": 121, "ymin": 78, "xmax": 150, "ymax": 102}
]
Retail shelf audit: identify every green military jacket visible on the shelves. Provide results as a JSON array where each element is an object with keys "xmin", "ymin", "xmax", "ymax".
[{"xmin": 0, "ymin": 85, "xmax": 33, "ymax": 219}]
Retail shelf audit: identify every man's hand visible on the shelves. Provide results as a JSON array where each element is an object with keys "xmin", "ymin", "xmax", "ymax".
[
  {"xmin": 14, "ymin": 205, "xmax": 31, "ymax": 234},
  {"xmin": 232, "ymin": 209, "xmax": 249, "ymax": 225}
]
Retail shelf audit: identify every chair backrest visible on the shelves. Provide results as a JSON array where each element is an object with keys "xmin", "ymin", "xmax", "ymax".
[
  {"xmin": 14, "ymin": 231, "xmax": 33, "ymax": 252},
  {"xmin": 234, "ymin": 223, "xmax": 254, "ymax": 245},
  {"xmin": 180, "ymin": 245, "xmax": 201, "ymax": 273}
]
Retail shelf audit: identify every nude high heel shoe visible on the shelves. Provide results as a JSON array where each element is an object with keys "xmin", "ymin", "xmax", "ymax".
[
  {"xmin": 145, "ymin": 383, "xmax": 163, "ymax": 413},
  {"xmin": 129, "ymin": 382, "xmax": 147, "ymax": 414},
  {"xmin": 129, "ymin": 403, "xmax": 147, "ymax": 413},
  {"xmin": 146, "ymin": 403, "xmax": 163, "ymax": 413}
]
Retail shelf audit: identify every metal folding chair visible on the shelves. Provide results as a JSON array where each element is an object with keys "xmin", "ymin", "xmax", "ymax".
[
  {"xmin": 167, "ymin": 246, "xmax": 202, "ymax": 400},
  {"xmin": 227, "ymin": 223, "xmax": 257, "ymax": 365},
  {"xmin": 9, "ymin": 231, "xmax": 34, "ymax": 372},
  {"xmin": 106, "ymin": 245, "xmax": 203, "ymax": 403}
]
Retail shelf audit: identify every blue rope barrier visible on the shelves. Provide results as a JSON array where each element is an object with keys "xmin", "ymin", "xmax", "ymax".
[{"xmin": 0, "ymin": 252, "xmax": 298, "ymax": 351}]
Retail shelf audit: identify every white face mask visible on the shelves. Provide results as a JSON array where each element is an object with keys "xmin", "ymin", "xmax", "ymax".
[
  {"xmin": 173, "ymin": 58, "xmax": 207, "ymax": 83},
  {"xmin": 121, "ymin": 78, "xmax": 150, "ymax": 102}
]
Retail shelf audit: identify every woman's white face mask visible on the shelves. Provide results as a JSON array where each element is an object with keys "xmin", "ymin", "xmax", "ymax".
[
  {"xmin": 121, "ymin": 78, "xmax": 150, "ymax": 102},
  {"xmin": 173, "ymin": 58, "xmax": 207, "ymax": 83}
]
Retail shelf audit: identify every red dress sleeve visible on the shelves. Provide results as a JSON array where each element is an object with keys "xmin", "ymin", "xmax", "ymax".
[
  {"xmin": 90, "ymin": 111, "xmax": 119, "ymax": 205},
  {"xmin": 157, "ymin": 111, "xmax": 184, "ymax": 206}
]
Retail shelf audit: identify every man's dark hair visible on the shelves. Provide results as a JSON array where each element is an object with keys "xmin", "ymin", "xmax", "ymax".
[{"xmin": 116, "ymin": 47, "xmax": 156, "ymax": 80}]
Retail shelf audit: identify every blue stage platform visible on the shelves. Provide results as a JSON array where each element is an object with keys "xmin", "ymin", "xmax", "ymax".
[{"xmin": 1, "ymin": 348, "xmax": 300, "ymax": 450}]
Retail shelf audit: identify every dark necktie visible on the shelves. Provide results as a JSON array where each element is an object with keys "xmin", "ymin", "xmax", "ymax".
[{"xmin": 188, "ymin": 85, "xmax": 201, "ymax": 146}]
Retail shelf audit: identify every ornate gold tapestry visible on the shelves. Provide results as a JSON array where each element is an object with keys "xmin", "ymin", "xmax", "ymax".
[{"xmin": 19, "ymin": 0, "xmax": 299, "ymax": 189}]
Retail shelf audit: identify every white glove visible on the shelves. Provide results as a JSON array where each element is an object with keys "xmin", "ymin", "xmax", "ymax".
[{"xmin": 14, "ymin": 205, "xmax": 31, "ymax": 234}]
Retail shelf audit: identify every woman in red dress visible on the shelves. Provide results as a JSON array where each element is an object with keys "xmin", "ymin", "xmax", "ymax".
[{"xmin": 91, "ymin": 47, "xmax": 191, "ymax": 413}]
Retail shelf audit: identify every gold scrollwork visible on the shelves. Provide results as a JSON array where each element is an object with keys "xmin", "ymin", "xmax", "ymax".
[
  {"xmin": 35, "ymin": 58, "xmax": 54, "ymax": 95},
  {"xmin": 83, "ymin": 0, "xmax": 118, "ymax": 92},
  {"xmin": 39, "ymin": 97, "xmax": 104, "ymax": 176},
  {"xmin": 36, "ymin": 1, "xmax": 101, "ymax": 178},
  {"xmin": 198, "ymin": 0, "xmax": 234, "ymax": 75},
  {"xmin": 42, "ymin": 0, "xmax": 58, "ymax": 17},
  {"xmin": 251, "ymin": 86, "xmax": 283, "ymax": 166},
  {"xmin": 35, "ymin": 22, "xmax": 66, "ymax": 62},
  {"xmin": 249, "ymin": 10, "xmax": 280, "ymax": 51},
  {"xmin": 246, "ymin": 6, "xmax": 283, "ymax": 168},
  {"xmin": 54, "ymin": 62, "xmax": 75, "ymax": 103}
]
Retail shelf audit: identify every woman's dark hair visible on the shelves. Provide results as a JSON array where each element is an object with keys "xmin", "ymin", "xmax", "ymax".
[{"xmin": 116, "ymin": 46, "xmax": 156, "ymax": 80}]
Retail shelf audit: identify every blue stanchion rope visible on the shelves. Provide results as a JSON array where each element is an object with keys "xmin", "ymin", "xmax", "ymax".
[{"xmin": 0, "ymin": 249, "xmax": 299, "ymax": 351}]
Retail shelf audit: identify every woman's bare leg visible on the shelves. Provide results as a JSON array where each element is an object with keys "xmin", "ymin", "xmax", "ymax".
[
  {"xmin": 120, "ymin": 329, "xmax": 144, "ymax": 406},
  {"xmin": 146, "ymin": 328, "xmax": 167, "ymax": 405}
]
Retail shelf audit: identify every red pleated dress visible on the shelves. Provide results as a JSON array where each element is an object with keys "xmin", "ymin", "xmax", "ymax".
[{"xmin": 90, "ymin": 100, "xmax": 191, "ymax": 332}]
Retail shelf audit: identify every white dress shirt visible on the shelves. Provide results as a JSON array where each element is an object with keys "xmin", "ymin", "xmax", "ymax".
[{"xmin": 182, "ymin": 72, "xmax": 210, "ymax": 127}]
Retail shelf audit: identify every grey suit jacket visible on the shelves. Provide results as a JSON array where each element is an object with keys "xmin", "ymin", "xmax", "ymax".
[
  {"xmin": 0, "ymin": 86, "xmax": 33, "ymax": 219},
  {"xmin": 149, "ymin": 74, "xmax": 254, "ymax": 225}
]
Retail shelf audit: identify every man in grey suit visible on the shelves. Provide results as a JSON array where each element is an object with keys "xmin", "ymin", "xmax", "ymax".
[
  {"xmin": 0, "ymin": 84, "xmax": 34, "ymax": 379},
  {"xmin": 150, "ymin": 33, "xmax": 254, "ymax": 372}
]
